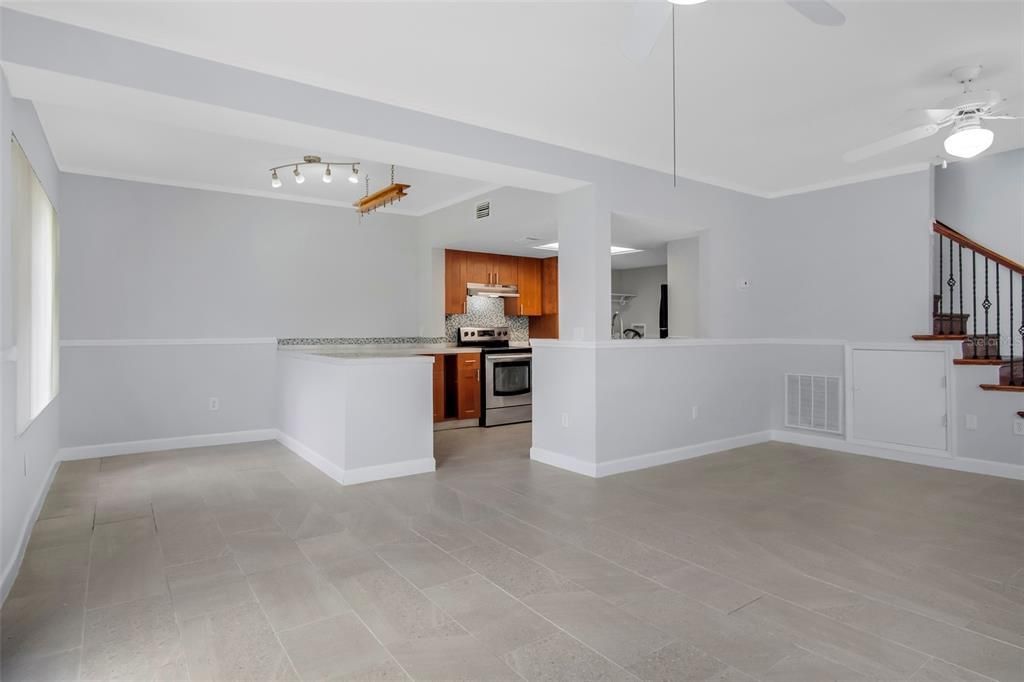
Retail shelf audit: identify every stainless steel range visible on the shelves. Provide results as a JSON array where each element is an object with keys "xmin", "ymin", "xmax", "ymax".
[{"xmin": 457, "ymin": 326, "xmax": 532, "ymax": 426}]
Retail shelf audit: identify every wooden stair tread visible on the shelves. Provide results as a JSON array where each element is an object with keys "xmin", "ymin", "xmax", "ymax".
[
  {"xmin": 954, "ymin": 357, "xmax": 1022, "ymax": 366},
  {"xmin": 979, "ymin": 384, "xmax": 1024, "ymax": 392},
  {"xmin": 912, "ymin": 334, "xmax": 967, "ymax": 341}
]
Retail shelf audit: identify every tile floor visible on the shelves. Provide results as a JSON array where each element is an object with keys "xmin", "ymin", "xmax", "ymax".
[{"xmin": 2, "ymin": 425, "xmax": 1023, "ymax": 681}]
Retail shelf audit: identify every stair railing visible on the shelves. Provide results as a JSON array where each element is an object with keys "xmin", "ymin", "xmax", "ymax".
[{"xmin": 933, "ymin": 221, "xmax": 1023, "ymax": 386}]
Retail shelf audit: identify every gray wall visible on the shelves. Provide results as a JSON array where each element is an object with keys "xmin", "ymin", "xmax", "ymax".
[
  {"xmin": 703, "ymin": 172, "xmax": 933, "ymax": 341},
  {"xmin": 57, "ymin": 174, "xmax": 426, "ymax": 452},
  {"xmin": 1, "ymin": 79, "xmax": 62, "ymax": 599},
  {"xmin": 60, "ymin": 174, "xmax": 424, "ymax": 339}
]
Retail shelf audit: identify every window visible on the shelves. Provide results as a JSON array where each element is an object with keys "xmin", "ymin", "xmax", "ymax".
[{"xmin": 12, "ymin": 136, "xmax": 59, "ymax": 433}]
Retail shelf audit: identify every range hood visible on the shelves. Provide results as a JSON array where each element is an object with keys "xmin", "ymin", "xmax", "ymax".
[{"xmin": 467, "ymin": 282, "xmax": 520, "ymax": 298}]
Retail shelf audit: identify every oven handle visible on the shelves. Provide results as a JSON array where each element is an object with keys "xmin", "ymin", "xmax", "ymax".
[{"xmin": 486, "ymin": 354, "xmax": 532, "ymax": 361}]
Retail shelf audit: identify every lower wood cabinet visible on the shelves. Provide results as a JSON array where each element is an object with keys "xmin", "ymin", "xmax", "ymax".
[
  {"xmin": 425, "ymin": 352, "xmax": 482, "ymax": 423},
  {"xmin": 456, "ymin": 354, "xmax": 480, "ymax": 419},
  {"xmin": 431, "ymin": 354, "xmax": 445, "ymax": 422}
]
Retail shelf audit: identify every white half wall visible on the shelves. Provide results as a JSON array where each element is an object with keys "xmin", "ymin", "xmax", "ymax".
[
  {"xmin": 276, "ymin": 351, "xmax": 435, "ymax": 484},
  {"xmin": 1, "ymin": 79, "xmax": 62, "ymax": 600}
]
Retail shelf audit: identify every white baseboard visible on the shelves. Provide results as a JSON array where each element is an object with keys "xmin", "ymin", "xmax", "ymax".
[
  {"xmin": 58, "ymin": 429, "xmax": 278, "ymax": 461},
  {"xmin": 275, "ymin": 430, "xmax": 435, "ymax": 485},
  {"xmin": 596, "ymin": 431, "xmax": 773, "ymax": 477},
  {"xmin": 530, "ymin": 447, "xmax": 598, "ymax": 477},
  {"xmin": 532, "ymin": 432, "xmax": 772, "ymax": 479},
  {"xmin": 1, "ymin": 458, "xmax": 60, "ymax": 604},
  {"xmin": 343, "ymin": 458, "xmax": 436, "ymax": 485},
  {"xmin": 770, "ymin": 430, "xmax": 1024, "ymax": 480},
  {"xmin": 275, "ymin": 430, "xmax": 346, "ymax": 485}
]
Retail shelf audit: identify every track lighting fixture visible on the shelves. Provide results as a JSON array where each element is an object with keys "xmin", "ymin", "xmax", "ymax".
[{"xmin": 268, "ymin": 155, "xmax": 360, "ymax": 190}]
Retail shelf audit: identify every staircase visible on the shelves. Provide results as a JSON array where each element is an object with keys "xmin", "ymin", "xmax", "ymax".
[{"xmin": 913, "ymin": 221, "xmax": 1024, "ymax": 398}]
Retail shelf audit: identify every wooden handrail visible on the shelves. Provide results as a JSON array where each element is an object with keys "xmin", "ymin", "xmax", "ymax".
[{"xmin": 933, "ymin": 221, "xmax": 1024, "ymax": 275}]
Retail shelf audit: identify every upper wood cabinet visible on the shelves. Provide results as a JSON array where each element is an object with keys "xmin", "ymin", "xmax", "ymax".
[
  {"xmin": 444, "ymin": 250, "xmax": 467, "ymax": 315},
  {"xmin": 444, "ymin": 249, "xmax": 554, "ymax": 318},
  {"xmin": 516, "ymin": 257, "xmax": 542, "ymax": 316},
  {"xmin": 541, "ymin": 257, "xmax": 558, "ymax": 314}
]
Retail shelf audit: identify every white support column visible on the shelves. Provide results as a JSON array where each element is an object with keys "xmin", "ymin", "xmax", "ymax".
[{"xmin": 556, "ymin": 186, "xmax": 612, "ymax": 341}]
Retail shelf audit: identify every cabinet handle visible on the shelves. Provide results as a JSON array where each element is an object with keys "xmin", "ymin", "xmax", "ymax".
[
  {"xmin": 476, "ymin": 369, "xmax": 480, "ymax": 381},
  {"xmin": 520, "ymin": 303, "xmax": 523, "ymax": 315}
]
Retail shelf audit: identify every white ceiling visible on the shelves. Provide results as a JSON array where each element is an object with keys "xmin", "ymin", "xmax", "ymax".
[
  {"xmin": 32, "ymin": 101, "xmax": 495, "ymax": 216},
  {"xmin": 8, "ymin": 0, "xmax": 1023, "ymax": 196}
]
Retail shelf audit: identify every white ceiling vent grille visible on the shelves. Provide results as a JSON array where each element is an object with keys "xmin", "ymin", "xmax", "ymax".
[
  {"xmin": 786, "ymin": 374, "xmax": 842, "ymax": 434},
  {"xmin": 475, "ymin": 200, "xmax": 491, "ymax": 220}
]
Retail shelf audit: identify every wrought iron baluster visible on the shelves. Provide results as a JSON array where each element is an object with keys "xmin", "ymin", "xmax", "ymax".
[
  {"xmin": 983, "ymin": 258, "xmax": 991, "ymax": 358},
  {"xmin": 958, "ymin": 245, "xmax": 963, "ymax": 325},
  {"xmin": 1019, "ymin": 272, "xmax": 1024, "ymax": 385},
  {"xmin": 972, "ymin": 252, "xmax": 978, "ymax": 351},
  {"xmin": 938, "ymin": 235, "xmax": 944, "ymax": 321},
  {"xmin": 1011, "ymin": 272, "xmax": 1017, "ymax": 385},
  {"xmin": 948, "ymin": 237, "xmax": 955, "ymax": 322},
  {"xmin": 996, "ymin": 263, "xmax": 1001, "ymax": 360}
]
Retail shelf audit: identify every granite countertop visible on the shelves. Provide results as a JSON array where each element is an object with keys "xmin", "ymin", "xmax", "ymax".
[{"xmin": 278, "ymin": 343, "xmax": 481, "ymax": 359}]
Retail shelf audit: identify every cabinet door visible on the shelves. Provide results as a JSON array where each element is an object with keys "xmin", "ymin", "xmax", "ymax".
[
  {"xmin": 457, "ymin": 354, "xmax": 481, "ymax": 419},
  {"xmin": 541, "ymin": 257, "xmax": 559, "ymax": 314},
  {"xmin": 432, "ymin": 355, "xmax": 446, "ymax": 422},
  {"xmin": 464, "ymin": 252, "xmax": 491, "ymax": 286},
  {"xmin": 494, "ymin": 255, "xmax": 519, "ymax": 287},
  {"xmin": 444, "ymin": 250, "xmax": 467, "ymax": 315},
  {"xmin": 517, "ymin": 257, "xmax": 543, "ymax": 316}
]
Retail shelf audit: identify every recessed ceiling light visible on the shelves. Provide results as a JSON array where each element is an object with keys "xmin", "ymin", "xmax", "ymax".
[{"xmin": 533, "ymin": 243, "xmax": 643, "ymax": 256}]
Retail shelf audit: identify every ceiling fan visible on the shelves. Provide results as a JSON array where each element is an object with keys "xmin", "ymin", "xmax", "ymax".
[
  {"xmin": 844, "ymin": 66, "xmax": 1023, "ymax": 163},
  {"xmin": 622, "ymin": 0, "xmax": 846, "ymax": 63}
]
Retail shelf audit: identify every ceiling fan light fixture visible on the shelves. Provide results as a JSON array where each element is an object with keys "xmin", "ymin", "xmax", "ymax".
[{"xmin": 943, "ymin": 119, "xmax": 994, "ymax": 159}]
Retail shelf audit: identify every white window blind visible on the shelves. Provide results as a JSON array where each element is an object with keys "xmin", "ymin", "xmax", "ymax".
[{"xmin": 12, "ymin": 136, "xmax": 59, "ymax": 433}]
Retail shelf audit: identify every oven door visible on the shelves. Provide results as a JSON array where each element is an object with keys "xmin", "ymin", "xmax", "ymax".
[{"xmin": 485, "ymin": 353, "xmax": 532, "ymax": 409}]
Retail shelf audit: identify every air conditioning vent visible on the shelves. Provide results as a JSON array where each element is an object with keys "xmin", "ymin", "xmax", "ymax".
[
  {"xmin": 475, "ymin": 200, "xmax": 491, "ymax": 220},
  {"xmin": 786, "ymin": 374, "xmax": 842, "ymax": 434}
]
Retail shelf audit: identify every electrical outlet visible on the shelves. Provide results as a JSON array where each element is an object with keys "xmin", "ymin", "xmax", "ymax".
[
  {"xmin": 965, "ymin": 414, "xmax": 978, "ymax": 431},
  {"xmin": 561, "ymin": 413, "xmax": 569, "ymax": 428},
  {"xmin": 208, "ymin": 397, "xmax": 220, "ymax": 411},
  {"xmin": 1014, "ymin": 421, "xmax": 1024, "ymax": 436},
  {"xmin": 691, "ymin": 405, "xmax": 699, "ymax": 420}
]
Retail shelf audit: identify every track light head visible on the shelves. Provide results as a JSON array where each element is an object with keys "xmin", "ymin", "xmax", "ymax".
[
  {"xmin": 293, "ymin": 165, "xmax": 305, "ymax": 184},
  {"xmin": 323, "ymin": 165, "xmax": 333, "ymax": 183},
  {"xmin": 271, "ymin": 170, "xmax": 281, "ymax": 188},
  {"xmin": 348, "ymin": 165, "xmax": 360, "ymax": 184}
]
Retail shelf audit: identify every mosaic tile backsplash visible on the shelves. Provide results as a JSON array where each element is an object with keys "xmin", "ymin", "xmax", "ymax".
[
  {"xmin": 278, "ymin": 336, "xmax": 446, "ymax": 346},
  {"xmin": 445, "ymin": 296, "xmax": 530, "ymax": 342}
]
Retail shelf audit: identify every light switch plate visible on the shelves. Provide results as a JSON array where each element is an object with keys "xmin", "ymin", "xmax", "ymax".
[
  {"xmin": 965, "ymin": 414, "xmax": 978, "ymax": 431},
  {"xmin": 1014, "ymin": 421, "xmax": 1024, "ymax": 436}
]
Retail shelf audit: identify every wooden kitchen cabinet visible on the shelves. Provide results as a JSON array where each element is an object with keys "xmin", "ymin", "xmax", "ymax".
[
  {"xmin": 445, "ymin": 250, "xmax": 467, "ymax": 314},
  {"xmin": 541, "ymin": 256, "xmax": 558, "ymax": 314},
  {"xmin": 516, "ymin": 257, "xmax": 542, "ymax": 316},
  {"xmin": 431, "ymin": 355, "xmax": 446, "ymax": 422},
  {"xmin": 462, "ymin": 251, "xmax": 491, "ymax": 287},
  {"xmin": 456, "ymin": 354, "xmax": 481, "ymax": 420}
]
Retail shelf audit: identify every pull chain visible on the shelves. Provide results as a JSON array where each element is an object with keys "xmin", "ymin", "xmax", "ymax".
[{"xmin": 390, "ymin": 164, "xmax": 395, "ymax": 184}]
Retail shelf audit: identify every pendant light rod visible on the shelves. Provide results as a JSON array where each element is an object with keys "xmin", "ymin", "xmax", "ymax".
[{"xmin": 671, "ymin": 3, "xmax": 677, "ymax": 188}]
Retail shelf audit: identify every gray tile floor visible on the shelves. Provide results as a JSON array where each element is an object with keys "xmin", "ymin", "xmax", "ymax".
[{"xmin": 3, "ymin": 425, "xmax": 1023, "ymax": 681}]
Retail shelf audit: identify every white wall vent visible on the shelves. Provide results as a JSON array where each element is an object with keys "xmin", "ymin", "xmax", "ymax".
[
  {"xmin": 785, "ymin": 374, "xmax": 842, "ymax": 434},
  {"xmin": 475, "ymin": 200, "xmax": 491, "ymax": 220}
]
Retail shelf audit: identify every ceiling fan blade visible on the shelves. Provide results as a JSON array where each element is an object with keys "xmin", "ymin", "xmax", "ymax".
[
  {"xmin": 920, "ymin": 108, "xmax": 957, "ymax": 123},
  {"xmin": 983, "ymin": 114, "xmax": 1024, "ymax": 120},
  {"xmin": 785, "ymin": 0, "xmax": 846, "ymax": 26},
  {"xmin": 843, "ymin": 123, "xmax": 941, "ymax": 163},
  {"xmin": 621, "ymin": 1, "xmax": 672, "ymax": 62}
]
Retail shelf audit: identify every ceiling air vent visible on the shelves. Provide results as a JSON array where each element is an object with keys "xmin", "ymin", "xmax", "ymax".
[{"xmin": 475, "ymin": 200, "xmax": 491, "ymax": 220}]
